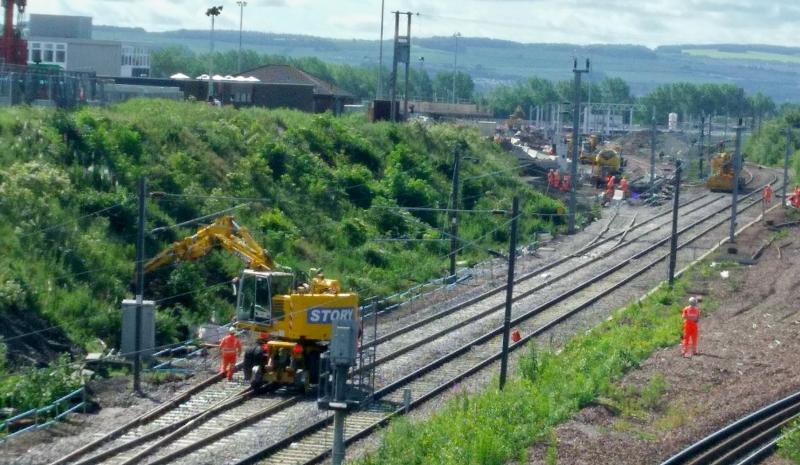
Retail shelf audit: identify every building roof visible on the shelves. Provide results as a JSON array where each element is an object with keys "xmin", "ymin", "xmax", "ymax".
[{"xmin": 240, "ymin": 64, "xmax": 352, "ymax": 98}]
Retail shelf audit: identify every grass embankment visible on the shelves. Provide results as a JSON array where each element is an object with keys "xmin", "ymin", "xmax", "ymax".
[
  {"xmin": 779, "ymin": 421, "xmax": 800, "ymax": 463},
  {"xmin": 745, "ymin": 110, "xmax": 800, "ymax": 179},
  {"xmin": 0, "ymin": 100, "xmax": 566, "ymax": 411},
  {"xmin": 357, "ymin": 276, "xmax": 710, "ymax": 465}
]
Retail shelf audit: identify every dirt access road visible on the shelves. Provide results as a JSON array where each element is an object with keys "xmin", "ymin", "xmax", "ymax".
[{"xmin": 526, "ymin": 207, "xmax": 800, "ymax": 465}]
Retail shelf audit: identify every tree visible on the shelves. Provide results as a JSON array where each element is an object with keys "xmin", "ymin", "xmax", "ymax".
[
  {"xmin": 598, "ymin": 77, "xmax": 633, "ymax": 104},
  {"xmin": 433, "ymin": 71, "xmax": 475, "ymax": 103}
]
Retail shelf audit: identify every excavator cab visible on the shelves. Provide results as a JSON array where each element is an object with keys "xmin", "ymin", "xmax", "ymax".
[{"xmin": 235, "ymin": 270, "xmax": 294, "ymax": 328}]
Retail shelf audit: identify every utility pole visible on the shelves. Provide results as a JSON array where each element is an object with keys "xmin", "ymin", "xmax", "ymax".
[
  {"xmin": 389, "ymin": 11, "xmax": 413, "ymax": 121},
  {"xmin": 784, "ymin": 128, "xmax": 792, "ymax": 209},
  {"xmin": 650, "ymin": 110, "xmax": 657, "ymax": 188},
  {"xmin": 133, "ymin": 176, "xmax": 147, "ymax": 393},
  {"xmin": 377, "ymin": 0, "xmax": 385, "ymax": 100},
  {"xmin": 668, "ymin": 161, "xmax": 682, "ymax": 287},
  {"xmin": 448, "ymin": 145, "xmax": 461, "ymax": 280},
  {"xmin": 729, "ymin": 119, "xmax": 743, "ymax": 245},
  {"xmin": 236, "ymin": 1, "xmax": 247, "ymax": 74},
  {"xmin": 205, "ymin": 5, "xmax": 223, "ymax": 100},
  {"xmin": 568, "ymin": 58, "xmax": 590, "ymax": 235},
  {"xmin": 698, "ymin": 115, "xmax": 705, "ymax": 179},
  {"xmin": 499, "ymin": 196, "xmax": 519, "ymax": 390},
  {"xmin": 452, "ymin": 32, "xmax": 461, "ymax": 104}
]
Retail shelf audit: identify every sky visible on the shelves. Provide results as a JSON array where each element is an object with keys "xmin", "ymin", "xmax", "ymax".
[{"xmin": 29, "ymin": 0, "xmax": 800, "ymax": 48}]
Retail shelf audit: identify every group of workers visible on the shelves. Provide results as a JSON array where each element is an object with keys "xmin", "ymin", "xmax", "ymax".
[
  {"xmin": 604, "ymin": 175, "xmax": 630, "ymax": 200},
  {"xmin": 763, "ymin": 184, "xmax": 800, "ymax": 209},
  {"xmin": 547, "ymin": 169, "xmax": 571, "ymax": 193}
]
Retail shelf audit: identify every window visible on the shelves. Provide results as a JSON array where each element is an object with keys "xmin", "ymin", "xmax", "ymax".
[{"xmin": 28, "ymin": 41, "xmax": 66, "ymax": 66}]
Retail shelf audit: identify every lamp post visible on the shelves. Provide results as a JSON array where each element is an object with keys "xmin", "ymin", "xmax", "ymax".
[
  {"xmin": 206, "ymin": 5, "xmax": 223, "ymax": 100},
  {"xmin": 236, "ymin": 1, "xmax": 247, "ymax": 74},
  {"xmin": 452, "ymin": 32, "xmax": 461, "ymax": 104},
  {"xmin": 377, "ymin": 0, "xmax": 385, "ymax": 100}
]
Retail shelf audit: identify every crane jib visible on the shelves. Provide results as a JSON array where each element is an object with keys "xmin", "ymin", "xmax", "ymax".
[{"xmin": 307, "ymin": 308, "xmax": 355, "ymax": 323}]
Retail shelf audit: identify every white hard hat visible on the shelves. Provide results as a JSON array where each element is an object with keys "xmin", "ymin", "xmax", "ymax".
[
  {"xmin": 689, "ymin": 296, "xmax": 698, "ymax": 306},
  {"xmin": 228, "ymin": 326, "xmax": 236, "ymax": 334}
]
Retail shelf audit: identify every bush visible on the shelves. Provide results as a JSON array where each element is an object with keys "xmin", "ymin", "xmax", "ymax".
[{"xmin": 0, "ymin": 354, "xmax": 81, "ymax": 413}]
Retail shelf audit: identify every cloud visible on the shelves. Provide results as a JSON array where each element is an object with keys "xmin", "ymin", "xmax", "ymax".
[{"xmin": 25, "ymin": 0, "xmax": 800, "ymax": 47}]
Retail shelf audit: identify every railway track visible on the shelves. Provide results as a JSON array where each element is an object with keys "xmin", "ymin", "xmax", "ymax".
[
  {"xmin": 659, "ymin": 390, "xmax": 800, "ymax": 465},
  {"xmin": 51, "ymin": 194, "xmax": 713, "ymax": 464},
  {"xmin": 224, "ymin": 174, "xmax": 780, "ymax": 465},
  {"xmin": 52, "ymin": 167, "xmax": 776, "ymax": 465}
]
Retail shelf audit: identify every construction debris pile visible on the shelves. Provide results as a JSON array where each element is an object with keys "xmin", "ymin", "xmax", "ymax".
[{"xmin": 629, "ymin": 174, "xmax": 677, "ymax": 207}]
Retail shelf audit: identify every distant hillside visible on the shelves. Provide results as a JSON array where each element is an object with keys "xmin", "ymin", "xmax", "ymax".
[{"xmin": 94, "ymin": 25, "xmax": 800, "ymax": 103}]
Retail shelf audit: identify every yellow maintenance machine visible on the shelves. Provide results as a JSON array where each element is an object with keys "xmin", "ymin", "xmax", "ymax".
[
  {"xmin": 145, "ymin": 215, "xmax": 358, "ymax": 390},
  {"xmin": 579, "ymin": 134, "xmax": 599, "ymax": 164},
  {"xmin": 590, "ymin": 147, "xmax": 623, "ymax": 185},
  {"xmin": 706, "ymin": 152, "xmax": 742, "ymax": 192}
]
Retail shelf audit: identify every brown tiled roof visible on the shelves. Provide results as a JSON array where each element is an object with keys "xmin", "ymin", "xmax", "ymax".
[{"xmin": 240, "ymin": 64, "xmax": 352, "ymax": 98}]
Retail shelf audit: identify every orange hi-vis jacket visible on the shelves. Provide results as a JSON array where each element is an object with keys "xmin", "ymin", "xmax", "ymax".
[
  {"xmin": 763, "ymin": 185, "xmax": 773, "ymax": 203},
  {"xmin": 219, "ymin": 334, "xmax": 242, "ymax": 355},
  {"xmin": 682, "ymin": 305, "xmax": 700, "ymax": 328}
]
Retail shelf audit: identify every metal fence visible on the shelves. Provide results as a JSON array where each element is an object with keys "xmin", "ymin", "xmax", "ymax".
[{"xmin": 0, "ymin": 386, "xmax": 88, "ymax": 442}]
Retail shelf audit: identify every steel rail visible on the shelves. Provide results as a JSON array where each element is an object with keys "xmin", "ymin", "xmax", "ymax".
[
  {"xmin": 128, "ymin": 397, "xmax": 300, "ymax": 465},
  {"xmin": 361, "ymin": 191, "xmax": 718, "ymax": 352},
  {"xmin": 71, "ymin": 387, "xmax": 253, "ymax": 465},
  {"xmin": 357, "ymin": 194, "xmax": 731, "ymax": 372},
  {"xmin": 49, "ymin": 372, "xmax": 226, "ymax": 465},
  {"xmin": 357, "ymin": 170, "xmax": 777, "ymax": 373},
  {"xmin": 231, "ymin": 174, "xmax": 780, "ymax": 465},
  {"xmin": 659, "ymin": 390, "xmax": 800, "ymax": 465}
]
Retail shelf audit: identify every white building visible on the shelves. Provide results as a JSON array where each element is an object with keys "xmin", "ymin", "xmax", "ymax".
[{"xmin": 27, "ymin": 14, "xmax": 150, "ymax": 77}]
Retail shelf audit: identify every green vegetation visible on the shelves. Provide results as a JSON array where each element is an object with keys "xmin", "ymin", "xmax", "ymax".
[
  {"xmin": 778, "ymin": 419, "xmax": 800, "ymax": 464},
  {"xmin": 0, "ymin": 100, "xmax": 562, "ymax": 370},
  {"xmin": 357, "ymin": 281, "xmax": 692, "ymax": 465},
  {"xmin": 0, "ymin": 349, "xmax": 81, "ymax": 415},
  {"xmin": 151, "ymin": 46, "xmax": 471, "ymax": 102},
  {"xmin": 744, "ymin": 109, "xmax": 800, "ymax": 179},
  {"xmin": 639, "ymin": 82, "xmax": 775, "ymax": 124}
]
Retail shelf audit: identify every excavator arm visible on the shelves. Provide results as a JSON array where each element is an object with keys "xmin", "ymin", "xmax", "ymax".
[{"xmin": 144, "ymin": 215, "xmax": 277, "ymax": 273}]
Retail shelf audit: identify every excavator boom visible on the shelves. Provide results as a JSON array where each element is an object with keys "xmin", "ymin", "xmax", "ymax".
[{"xmin": 144, "ymin": 215, "xmax": 277, "ymax": 273}]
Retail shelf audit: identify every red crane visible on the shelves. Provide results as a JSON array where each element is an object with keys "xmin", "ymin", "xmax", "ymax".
[{"xmin": 0, "ymin": 0, "xmax": 27, "ymax": 65}]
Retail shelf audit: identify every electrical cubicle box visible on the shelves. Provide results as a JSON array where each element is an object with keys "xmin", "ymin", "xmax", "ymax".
[
  {"xmin": 329, "ymin": 318, "xmax": 358, "ymax": 367},
  {"xmin": 317, "ymin": 318, "xmax": 361, "ymax": 411},
  {"xmin": 121, "ymin": 299, "xmax": 155, "ymax": 361}
]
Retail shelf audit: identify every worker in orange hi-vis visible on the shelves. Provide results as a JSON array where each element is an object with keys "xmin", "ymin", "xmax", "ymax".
[
  {"xmin": 553, "ymin": 170, "xmax": 561, "ymax": 188},
  {"xmin": 681, "ymin": 297, "xmax": 700, "ymax": 358},
  {"xmin": 619, "ymin": 177, "xmax": 630, "ymax": 196},
  {"xmin": 560, "ymin": 173, "xmax": 570, "ymax": 192},
  {"xmin": 763, "ymin": 184, "xmax": 773, "ymax": 204},
  {"xmin": 219, "ymin": 327, "xmax": 242, "ymax": 381},
  {"xmin": 547, "ymin": 169, "xmax": 555, "ymax": 188},
  {"xmin": 606, "ymin": 174, "xmax": 616, "ymax": 191}
]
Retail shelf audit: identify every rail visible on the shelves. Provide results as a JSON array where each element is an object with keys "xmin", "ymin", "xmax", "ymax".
[
  {"xmin": 231, "ymin": 174, "xmax": 781, "ymax": 465},
  {"xmin": 659, "ymin": 389, "xmax": 800, "ymax": 465}
]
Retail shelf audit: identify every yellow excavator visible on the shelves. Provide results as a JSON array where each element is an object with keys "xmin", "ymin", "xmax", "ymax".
[
  {"xmin": 145, "ymin": 215, "xmax": 358, "ymax": 390},
  {"xmin": 706, "ymin": 152, "xmax": 742, "ymax": 192}
]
